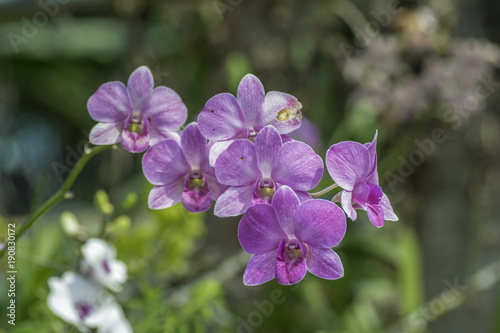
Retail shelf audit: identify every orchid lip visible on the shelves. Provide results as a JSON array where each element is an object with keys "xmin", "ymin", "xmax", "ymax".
[
  {"xmin": 102, "ymin": 260, "xmax": 111, "ymax": 274},
  {"xmin": 277, "ymin": 238, "xmax": 305, "ymax": 263},
  {"xmin": 257, "ymin": 177, "xmax": 276, "ymax": 198},
  {"xmin": 75, "ymin": 302, "xmax": 93, "ymax": 320},
  {"xmin": 187, "ymin": 169, "xmax": 206, "ymax": 188},
  {"xmin": 126, "ymin": 111, "xmax": 147, "ymax": 134}
]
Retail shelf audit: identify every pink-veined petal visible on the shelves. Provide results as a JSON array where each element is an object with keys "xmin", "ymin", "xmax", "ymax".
[
  {"xmin": 254, "ymin": 125, "xmax": 282, "ymax": 177},
  {"xmin": 88, "ymin": 81, "xmax": 131, "ymax": 122},
  {"xmin": 198, "ymin": 93, "xmax": 246, "ymax": 141},
  {"xmin": 181, "ymin": 123, "xmax": 207, "ymax": 169},
  {"xmin": 294, "ymin": 190, "xmax": 312, "ymax": 202},
  {"xmin": 367, "ymin": 204, "xmax": 385, "ymax": 228},
  {"xmin": 272, "ymin": 141, "xmax": 323, "ymax": 191},
  {"xmin": 127, "ymin": 66, "xmax": 154, "ymax": 109},
  {"xmin": 214, "ymin": 185, "xmax": 254, "ymax": 217},
  {"xmin": 144, "ymin": 86, "xmax": 187, "ymax": 132},
  {"xmin": 306, "ymin": 247, "xmax": 344, "ymax": 280},
  {"xmin": 205, "ymin": 173, "xmax": 228, "ymax": 200},
  {"xmin": 341, "ymin": 190, "xmax": 357, "ymax": 221},
  {"xmin": 365, "ymin": 130, "xmax": 379, "ymax": 184},
  {"xmin": 326, "ymin": 141, "xmax": 371, "ymax": 191},
  {"xmin": 89, "ymin": 122, "xmax": 122, "ymax": 145},
  {"xmin": 380, "ymin": 194, "xmax": 398, "ymax": 221},
  {"xmin": 271, "ymin": 186, "xmax": 300, "ymax": 238},
  {"xmin": 148, "ymin": 182, "xmax": 184, "ymax": 210},
  {"xmin": 243, "ymin": 251, "xmax": 277, "ymax": 286},
  {"xmin": 237, "ymin": 74, "xmax": 265, "ymax": 127},
  {"xmin": 142, "ymin": 139, "xmax": 190, "ymax": 185},
  {"xmin": 296, "ymin": 199, "xmax": 346, "ymax": 248},
  {"xmin": 215, "ymin": 139, "xmax": 260, "ymax": 186},
  {"xmin": 238, "ymin": 203, "xmax": 286, "ymax": 254},
  {"xmin": 148, "ymin": 129, "xmax": 180, "ymax": 146},
  {"xmin": 208, "ymin": 140, "xmax": 234, "ymax": 166}
]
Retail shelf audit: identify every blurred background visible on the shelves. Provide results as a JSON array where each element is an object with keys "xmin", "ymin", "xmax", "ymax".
[{"xmin": 1, "ymin": 0, "xmax": 500, "ymax": 332}]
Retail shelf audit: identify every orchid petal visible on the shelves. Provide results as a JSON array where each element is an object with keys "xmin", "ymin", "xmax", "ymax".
[
  {"xmin": 89, "ymin": 122, "xmax": 122, "ymax": 145},
  {"xmin": 272, "ymin": 141, "xmax": 323, "ymax": 191},
  {"xmin": 208, "ymin": 140, "xmax": 234, "ymax": 166},
  {"xmin": 365, "ymin": 130, "xmax": 379, "ymax": 184},
  {"xmin": 262, "ymin": 91, "xmax": 302, "ymax": 134},
  {"xmin": 271, "ymin": 186, "xmax": 300, "ymax": 237},
  {"xmin": 198, "ymin": 93, "xmax": 246, "ymax": 141},
  {"xmin": 306, "ymin": 247, "xmax": 344, "ymax": 280},
  {"xmin": 243, "ymin": 251, "xmax": 277, "ymax": 286},
  {"xmin": 148, "ymin": 181, "xmax": 184, "ymax": 210},
  {"xmin": 237, "ymin": 74, "xmax": 265, "ymax": 127},
  {"xmin": 254, "ymin": 125, "xmax": 282, "ymax": 177},
  {"xmin": 380, "ymin": 194, "xmax": 398, "ymax": 221},
  {"xmin": 142, "ymin": 139, "xmax": 190, "ymax": 185},
  {"xmin": 181, "ymin": 123, "xmax": 207, "ymax": 169},
  {"xmin": 87, "ymin": 81, "xmax": 130, "ymax": 123},
  {"xmin": 144, "ymin": 86, "xmax": 187, "ymax": 132},
  {"xmin": 238, "ymin": 203, "xmax": 286, "ymax": 253},
  {"xmin": 367, "ymin": 204, "xmax": 385, "ymax": 228},
  {"xmin": 296, "ymin": 199, "xmax": 346, "ymax": 248},
  {"xmin": 326, "ymin": 141, "xmax": 371, "ymax": 190},
  {"xmin": 127, "ymin": 66, "xmax": 154, "ymax": 109},
  {"xmin": 214, "ymin": 184, "xmax": 254, "ymax": 217},
  {"xmin": 215, "ymin": 139, "xmax": 260, "ymax": 186},
  {"xmin": 341, "ymin": 190, "xmax": 357, "ymax": 221}
]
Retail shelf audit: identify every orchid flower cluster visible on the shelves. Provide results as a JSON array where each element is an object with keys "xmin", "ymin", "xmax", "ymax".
[
  {"xmin": 87, "ymin": 66, "xmax": 398, "ymax": 286},
  {"xmin": 47, "ymin": 238, "xmax": 131, "ymax": 332}
]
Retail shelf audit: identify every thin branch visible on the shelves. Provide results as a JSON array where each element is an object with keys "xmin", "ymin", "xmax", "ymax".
[
  {"xmin": 0, "ymin": 144, "xmax": 111, "ymax": 259},
  {"xmin": 311, "ymin": 183, "xmax": 339, "ymax": 198}
]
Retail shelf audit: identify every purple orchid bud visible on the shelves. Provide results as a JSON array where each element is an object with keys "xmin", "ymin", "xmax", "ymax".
[
  {"xmin": 142, "ymin": 122, "xmax": 227, "ymax": 213},
  {"xmin": 238, "ymin": 186, "xmax": 346, "ymax": 286},
  {"xmin": 213, "ymin": 125, "xmax": 323, "ymax": 217},
  {"xmin": 197, "ymin": 74, "xmax": 303, "ymax": 165},
  {"xmin": 326, "ymin": 131, "xmax": 398, "ymax": 227},
  {"xmin": 88, "ymin": 66, "xmax": 187, "ymax": 153}
]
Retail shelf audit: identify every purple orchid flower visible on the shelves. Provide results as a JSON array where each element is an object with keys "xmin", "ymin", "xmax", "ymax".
[
  {"xmin": 88, "ymin": 66, "xmax": 187, "ymax": 153},
  {"xmin": 142, "ymin": 123, "xmax": 227, "ymax": 213},
  {"xmin": 213, "ymin": 125, "xmax": 323, "ymax": 217},
  {"xmin": 326, "ymin": 131, "xmax": 398, "ymax": 227},
  {"xmin": 238, "ymin": 186, "xmax": 346, "ymax": 286},
  {"xmin": 197, "ymin": 74, "xmax": 303, "ymax": 164}
]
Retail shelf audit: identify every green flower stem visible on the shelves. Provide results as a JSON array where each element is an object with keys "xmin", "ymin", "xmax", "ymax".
[
  {"xmin": 310, "ymin": 183, "xmax": 339, "ymax": 198},
  {"xmin": 0, "ymin": 144, "xmax": 111, "ymax": 259}
]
